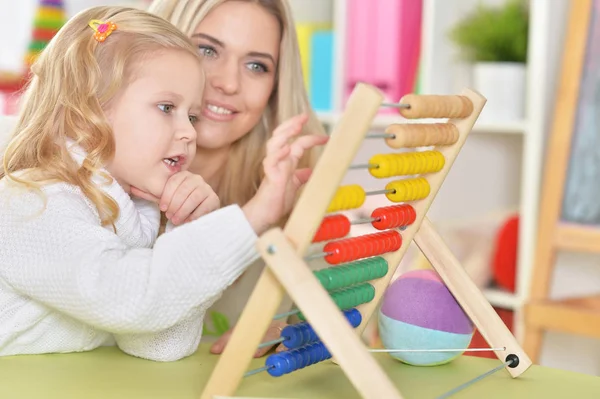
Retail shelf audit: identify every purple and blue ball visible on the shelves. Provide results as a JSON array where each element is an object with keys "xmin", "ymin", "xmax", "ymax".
[{"xmin": 378, "ymin": 269, "xmax": 474, "ymax": 366}]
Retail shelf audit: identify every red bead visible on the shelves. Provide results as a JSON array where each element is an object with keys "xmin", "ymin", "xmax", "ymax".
[
  {"xmin": 371, "ymin": 205, "xmax": 417, "ymax": 230},
  {"xmin": 313, "ymin": 215, "xmax": 351, "ymax": 243},
  {"xmin": 323, "ymin": 230, "xmax": 402, "ymax": 264}
]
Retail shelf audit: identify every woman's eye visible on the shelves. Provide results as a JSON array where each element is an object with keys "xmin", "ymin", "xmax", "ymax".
[
  {"xmin": 199, "ymin": 45, "xmax": 217, "ymax": 58},
  {"xmin": 158, "ymin": 104, "xmax": 174, "ymax": 113},
  {"xmin": 247, "ymin": 62, "xmax": 268, "ymax": 73},
  {"xmin": 189, "ymin": 115, "xmax": 198, "ymax": 124}
]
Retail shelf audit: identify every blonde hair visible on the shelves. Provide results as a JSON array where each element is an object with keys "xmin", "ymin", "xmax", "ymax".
[
  {"xmin": 1, "ymin": 6, "xmax": 201, "ymax": 228},
  {"xmin": 148, "ymin": 0, "xmax": 326, "ymax": 208}
]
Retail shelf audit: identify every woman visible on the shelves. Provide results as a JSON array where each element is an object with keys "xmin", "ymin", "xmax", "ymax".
[{"xmin": 147, "ymin": 0, "xmax": 327, "ymax": 356}]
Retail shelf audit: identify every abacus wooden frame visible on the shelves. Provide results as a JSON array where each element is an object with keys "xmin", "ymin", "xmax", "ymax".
[{"xmin": 200, "ymin": 83, "xmax": 531, "ymax": 399}]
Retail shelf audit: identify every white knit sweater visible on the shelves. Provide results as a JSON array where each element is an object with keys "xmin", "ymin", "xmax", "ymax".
[{"xmin": 0, "ymin": 146, "xmax": 259, "ymax": 361}]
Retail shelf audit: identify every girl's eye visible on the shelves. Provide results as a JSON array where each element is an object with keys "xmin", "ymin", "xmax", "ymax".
[
  {"xmin": 199, "ymin": 45, "xmax": 217, "ymax": 58},
  {"xmin": 247, "ymin": 62, "xmax": 268, "ymax": 73},
  {"xmin": 158, "ymin": 104, "xmax": 174, "ymax": 113},
  {"xmin": 189, "ymin": 115, "xmax": 198, "ymax": 124}
]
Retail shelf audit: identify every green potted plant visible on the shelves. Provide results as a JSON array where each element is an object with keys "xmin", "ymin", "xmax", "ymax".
[{"xmin": 448, "ymin": 0, "xmax": 529, "ymax": 122}]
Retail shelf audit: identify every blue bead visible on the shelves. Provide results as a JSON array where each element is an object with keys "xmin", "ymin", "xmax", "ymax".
[
  {"xmin": 265, "ymin": 354, "xmax": 287, "ymax": 377},
  {"xmin": 345, "ymin": 308, "xmax": 362, "ymax": 327}
]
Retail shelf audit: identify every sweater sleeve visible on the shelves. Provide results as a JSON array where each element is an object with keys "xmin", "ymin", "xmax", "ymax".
[
  {"xmin": 113, "ymin": 306, "xmax": 207, "ymax": 361},
  {"xmin": 0, "ymin": 186, "xmax": 259, "ymax": 336},
  {"xmin": 101, "ymin": 177, "xmax": 161, "ymax": 248}
]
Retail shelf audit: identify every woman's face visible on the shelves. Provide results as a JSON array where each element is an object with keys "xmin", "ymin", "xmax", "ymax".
[{"xmin": 191, "ymin": 1, "xmax": 281, "ymax": 150}]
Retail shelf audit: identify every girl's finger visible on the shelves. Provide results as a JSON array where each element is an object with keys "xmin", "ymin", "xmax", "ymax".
[
  {"xmin": 159, "ymin": 173, "xmax": 188, "ymax": 211},
  {"xmin": 165, "ymin": 178, "xmax": 199, "ymax": 221},
  {"xmin": 178, "ymin": 191, "xmax": 220, "ymax": 224},
  {"xmin": 130, "ymin": 186, "xmax": 161, "ymax": 203},
  {"xmin": 170, "ymin": 187, "xmax": 211, "ymax": 225}
]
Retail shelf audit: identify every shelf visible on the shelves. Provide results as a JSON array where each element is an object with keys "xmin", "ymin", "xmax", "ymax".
[
  {"xmin": 525, "ymin": 295, "xmax": 600, "ymax": 339},
  {"xmin": 554, "ymin": 222, "xmax": 600, "ymax": 253},
  {"xmin": 483, "ymin": 287, "xmax": 521, "ymax": 310},
  {"xmin": 317, "ymin": 111, "xmax": 527, "ymax": 135}
]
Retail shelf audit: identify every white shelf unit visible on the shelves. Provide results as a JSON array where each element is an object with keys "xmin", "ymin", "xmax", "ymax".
[{"xmin": 293, "ymin": 0, "xmax": 567, "ymax": 339}]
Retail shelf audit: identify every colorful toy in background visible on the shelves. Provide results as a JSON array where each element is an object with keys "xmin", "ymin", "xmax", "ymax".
[
  {"xmin": 492, "ymin": 214, "xmax": 519, "ymax": 292},
  {"xmin": 345, "ymin": 0, "xmax": 423, "ymax": 111},
  {"xmin": 296, "ymin": 22, "xmax": 333, "ymax": 112},
  {"xmin": 0, "ymin": 0, "xmax": 65, "ymax": 115},
  {"xmin": 24, "ymin": 0, "xmax": 67, "ymax": 69},
  {"xmin": 295, "ymin": 0, "xmax": 423, "ymax": 113},
  {"xmin": 378, "ymin": 269, "xmax": 474, "ymax": 366}
]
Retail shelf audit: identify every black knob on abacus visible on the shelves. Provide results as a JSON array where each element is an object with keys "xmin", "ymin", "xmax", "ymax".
[{"xmin": 505, "ymin": 354, "xmax": 520, "ymax": 368}]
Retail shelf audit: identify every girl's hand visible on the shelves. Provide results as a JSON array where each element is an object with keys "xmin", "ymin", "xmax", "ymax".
[
  {"xmin": 210, "ymin": 320, "xmax": 288, "ymax": 357},
  {"xmin": 242, "ymin": 114, "xmax": 328, "ymax": 234},
  {"xmin": 131, "ymin": 171, "xmax": 220, "ymax": 225}
]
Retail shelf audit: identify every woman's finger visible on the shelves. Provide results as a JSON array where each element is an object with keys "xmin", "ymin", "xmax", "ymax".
[
  {"xmin": 294, "ymin": 168, "xmax": 313, "ymax": 185},
  {"xmin": 210, "ymin": 330, "xmax": 232, "ymax": 354},
  {"xmin": 254, "ymin": 322, "xmax": 286, "ymax": 357},
  {"xmin": 266, "ymin": 124, "xmax": 300, "ymax": 155},
  {"xmin": 272, "ymin": 114, "xmax": 307, "ymax": 137},
  {"xmin": 263, "ymin": 144, "xmax": 290, "ymax": 172},
  {"xmin": 266, "ymin": 115, "xmax": 308, "ymax": 154},
  {"xmin": 289, "ymin": 134, "xmax": 329, "ymax": 159}
]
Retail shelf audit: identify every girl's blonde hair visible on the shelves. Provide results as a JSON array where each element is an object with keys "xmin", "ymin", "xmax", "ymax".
[
  {"xmin": 1, "ymin": 6, "xmax": 202, "ymax": 228},
  {"xmin": 148, "ymin": 0, "xmax": 327, "ymax": 208}
]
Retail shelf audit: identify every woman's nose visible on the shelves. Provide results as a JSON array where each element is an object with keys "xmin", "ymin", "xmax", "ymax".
[{"xmin": 208, "ymin": 58, "xmax": 240, "ymax": 95}]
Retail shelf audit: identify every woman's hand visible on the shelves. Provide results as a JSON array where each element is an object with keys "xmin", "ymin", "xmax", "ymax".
[
  {"xmin": 242, "ymin": 113, "xmax": 328, "ymax": 234},
  {"xmin": 209, "ymin": 319, "xmax": 288, "ymax": 357},
  {"xmin": 131, "ymin": 171, "xmax": 220, "ymax": 225}
]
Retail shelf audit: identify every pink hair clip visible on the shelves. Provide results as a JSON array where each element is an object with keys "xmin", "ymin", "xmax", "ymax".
[{"xmin": 88, "ymin": 19, "xmax": 117, "ymax": 43}]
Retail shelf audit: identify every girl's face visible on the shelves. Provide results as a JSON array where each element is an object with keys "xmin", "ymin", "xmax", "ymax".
[
  {"xmin": 104, "ymin": 49, "xmax": 204, "ymax": 197},
  {"xmin": 191, "ymin": 1, "xmax": 281, "ymax": 150}
]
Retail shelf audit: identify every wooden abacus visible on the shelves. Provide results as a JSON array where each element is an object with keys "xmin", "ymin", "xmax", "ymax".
[{"xmin": 200, "ymin": 83, "xmax": 532, "ymax": 399}]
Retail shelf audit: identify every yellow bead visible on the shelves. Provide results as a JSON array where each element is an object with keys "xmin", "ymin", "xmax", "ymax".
[
  {"xmin": 368, "ymin": 151, "xmax": 445, "ymax": 178},
  {"xmin": 385, "ymin": 178, "xmax": 430, "ymax": 203},
  {"xmin": 327, "ymin": 184, "xmax": 366, "ymax": 212}
]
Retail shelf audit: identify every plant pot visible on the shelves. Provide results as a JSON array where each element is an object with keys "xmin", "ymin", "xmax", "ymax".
[{"xmin": 472, "ymin": 62, "xmax": 526, "ymax": 123}]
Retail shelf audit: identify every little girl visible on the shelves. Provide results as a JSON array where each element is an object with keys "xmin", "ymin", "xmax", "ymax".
[{"xmin": 0, "ymin": 6, "xmax": 326, "ymax": 362}]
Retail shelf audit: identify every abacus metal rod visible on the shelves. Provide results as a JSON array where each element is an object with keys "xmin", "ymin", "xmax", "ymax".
[
  {"xmin": 435, "ymin": 356, "xmax": 518, "ymax": 399},
  {"xmin": 244, "ymin": 365, "xmax": 272, "ymax": 377},
  {"xmin": 348, "ymin": 163, "xmax": 378, "ymax": 170},
  {"xmin": 381, "ymin": 102, "xmax": 410, "ymax": 109},
  {"xmin": 365, "ymin": 132, "xmax": 395, "ymax": 139},
  {"xmin": 257, "ymin": 332, "xmax": 506, "ymax": 351},
  {"xmin": 272, "ymin": 309, "xmax": 299, "ymax": 320},
  {"xmin": 350, "ymin": 216, "xmax": 378, "ymax": 225},
  {"xmin": 369, "ymin": 347, "xmax": 506, "ymax": 353},
  {"xmin": 244, "ymin": 347, "xmax": 509, "ymax": 378}
]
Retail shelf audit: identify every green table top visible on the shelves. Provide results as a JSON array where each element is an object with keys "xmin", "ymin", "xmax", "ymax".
[{"xmin": 1, "ymin": 344, "xmax": 599, "ymax": 398}]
